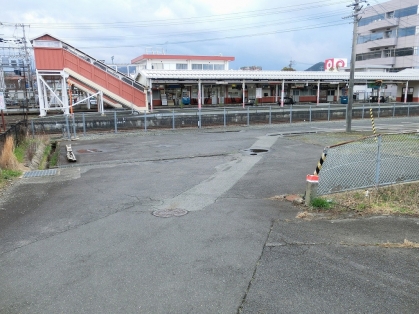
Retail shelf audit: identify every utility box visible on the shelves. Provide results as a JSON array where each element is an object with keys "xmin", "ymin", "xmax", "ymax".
[{"xmin": 340, "ymin": 96, "xmax": 348, "ymax": 104}]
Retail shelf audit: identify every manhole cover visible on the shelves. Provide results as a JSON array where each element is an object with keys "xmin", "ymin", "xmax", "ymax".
[
  {"xmin": 152, "ymin": 208, "xmax": 188, "ymax": 218},
  {"xmin": 77, "ymin": 149, "xmax": 102, "ymax": 153}
]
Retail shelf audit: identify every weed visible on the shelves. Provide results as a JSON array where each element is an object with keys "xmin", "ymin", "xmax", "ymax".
[
  {"xmin": 49, "ymin": 143, "xmax": 60, "ymax": 167},
  {"xmin": 324, "ymin": 181, "xmax": 419, "ymax": 216},
  {"xmin": 0, "ymin": 137, "xmax": 19, "ymax": 170},
  {"xmin": 1, "ymin": 169, "xmax": 22, "ymax": 180},
  {"xmin": 38, "ymin": 144, "xmax": 52, "ymax": 170},
  {"xmin": 311, "ymin": 197, "xmax": 332, "ymax": 209}
]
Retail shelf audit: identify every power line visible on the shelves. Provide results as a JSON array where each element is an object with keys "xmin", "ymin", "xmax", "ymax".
[{"xmin": 1, "ymin": 0, "xmax": 349, "ymax": 29}]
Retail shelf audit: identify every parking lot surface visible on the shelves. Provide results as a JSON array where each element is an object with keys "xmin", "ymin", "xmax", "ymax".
[{"xmin": 1, "ymin": 119, "xmax": 419, "ymax": 313}]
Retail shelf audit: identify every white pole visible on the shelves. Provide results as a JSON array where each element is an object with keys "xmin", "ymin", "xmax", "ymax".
[
  {"xmin": 337, "ymin": 83, "xmax": 340, "ymax": 103},
  {"xmin": 404, "ymin": 81, "xmax": 408, "ymax": 103},
  {"xmin": 275, "ymin": 84, "xmax": 279, "ymax": 104},
  {"xmin": 198, "ymin": 79, "xmax": 202, "ymax": 110},
  {"xmin": 99, "ymin": 91, "xmax": 104, "ymax": 114},
  {"xmin": 86, "ymin": 93, "xmax": 91, "ymax": 110},
  {"xmin": 242, "ymin": 80, "xmax": 245, "ymax": 108},
  {"xmin": 281, "ymin": 79, "xmax": 285, "ymax": 107},
  {"xmin": 378, "ymin": 86, "xmax": 381, "ymax": 104},
  {"xmin": 150, "ymin": 79, "xmax": 153, "ymax": 112},
  {"xmin": 36, "ymin": 71, "xmax": 46, "ymax": 116},
  {"xmin": 62, "ymin": 75, "xmax": 69, "ymax": 115}
]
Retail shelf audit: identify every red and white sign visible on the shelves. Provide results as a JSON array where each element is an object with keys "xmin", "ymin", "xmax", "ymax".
[{"xmin": 324, "ymin": 58, "xmax": 348, "ymax": 71}]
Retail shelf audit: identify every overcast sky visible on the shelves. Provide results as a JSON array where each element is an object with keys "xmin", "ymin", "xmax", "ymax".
[{"xmin": 1, "ymin": 0, "xmax": 389, "ymax": 70}]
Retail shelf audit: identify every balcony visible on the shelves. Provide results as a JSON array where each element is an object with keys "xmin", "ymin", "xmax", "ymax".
[
  {"xmin": 361, "ymin": 37, "xmax": 397, "ymax": 50},
  {"xmin": 360, "ymin": 18, "xmax": 399, "ymax": 31}
]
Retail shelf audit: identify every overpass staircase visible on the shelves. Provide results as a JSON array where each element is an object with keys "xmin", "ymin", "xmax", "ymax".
[{"xmin": 31, "ymin": 34, "xmax": 147, "ymax": 116}]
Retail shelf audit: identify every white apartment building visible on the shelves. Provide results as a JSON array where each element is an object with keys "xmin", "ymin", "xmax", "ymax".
[
  {"xmin": 355, "ymin": 0, "xmax": 419, "ymax": 72},
  {"xmin": 130, "ymin": 54, "xmax": 234, "ymax": 71}
]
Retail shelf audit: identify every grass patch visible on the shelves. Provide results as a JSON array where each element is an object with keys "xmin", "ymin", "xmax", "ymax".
[
  {"xmin": 1, "ymin": 169, "xmax": 22, "ymax": 180},
  {"xmin": 311, "ymin": 197, "xmax": 333, "ymax": 209},
  {"xmin": 49, "ymin": 142, "xmax": 59, "ymax": 168},
  {"xmin": 322, "ymin": 182, "xmax": 419, "ymax": 216},
  {"xmin": 38, "ymin": 144, "xmax": 52, "ymax": 170}
]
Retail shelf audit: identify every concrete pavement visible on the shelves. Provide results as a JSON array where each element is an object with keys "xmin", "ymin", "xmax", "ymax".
[{"xmin": 0, "ymin": 118, "xmax": 418, "ymax": 313}]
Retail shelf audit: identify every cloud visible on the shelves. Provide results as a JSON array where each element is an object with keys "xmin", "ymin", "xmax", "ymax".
[{"xmin": 0, "ymin": 0, "xmax": 390, "ymax": 69}]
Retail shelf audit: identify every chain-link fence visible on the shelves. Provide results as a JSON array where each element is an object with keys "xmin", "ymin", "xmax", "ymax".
[{"xmin": 317, "ymin": 133, "xmax": 419, "ymax": 195}]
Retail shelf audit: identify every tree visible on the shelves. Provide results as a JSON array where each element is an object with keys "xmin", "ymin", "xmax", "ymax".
[{"xmin": 281, "ymin": 66, "xmax": 296, "ymax": 71}]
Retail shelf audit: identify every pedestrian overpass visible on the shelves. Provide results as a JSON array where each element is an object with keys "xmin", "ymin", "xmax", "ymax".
[{"xmin": 31, "ymin": 34, "xmax": 147, "ymax": 116}]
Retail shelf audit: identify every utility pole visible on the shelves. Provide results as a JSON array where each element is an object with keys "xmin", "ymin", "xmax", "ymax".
[
  {"xmin": 16, "ymin": 23, "xmax": 31, "ymax": 120},
  {"xmin": 345, "ymin": 0, "xmax": 367, "ymax": 132}
]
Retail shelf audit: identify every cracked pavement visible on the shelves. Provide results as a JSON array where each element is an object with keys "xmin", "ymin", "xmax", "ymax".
[{"xmin": 1, "ymin": 119, "xmax": 419, "ymax": 313}]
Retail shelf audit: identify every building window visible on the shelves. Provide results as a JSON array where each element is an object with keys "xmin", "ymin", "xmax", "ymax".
[
  {"xmin": 117, "ymin": 66, "xmax": 128, "ymax": 74},
  {"xmin": 395, "ymin": 47, "xmax": 414, "ymax": 57},
  {"xmin": 394, "ymin": 6, "xmax": 418, "ymax": 18},
  {"xmin": 176, "ymin": 63, "xmax": 187, "ymax": 70},
  {"xmin": 152, "ymin": 63, "xmax": 164, "ymax": 70},
  {"xmin": 386, "ymin": 11, "xmax": 394, "ymax": 18},
  {"xmin": 128, "ymin": 66, "xmax": 137, "ymax": 75},
  {"xmin": 203, "ymin": 64, "xmax": 213, "ymax": 70},
  {"xmin": 214, "ymin": 64, "xmax": 225, "ymax": 70},
  {"xmin": 192, "ymin": 64, "xmax": 202, "ymax": 70},
  {"xmin": 398, "ymin": 27, "xmax": 416, "ymax": 38},
  {"xmin": 358, "ymin": 14, "xmax": 385, "ymax": 27}
]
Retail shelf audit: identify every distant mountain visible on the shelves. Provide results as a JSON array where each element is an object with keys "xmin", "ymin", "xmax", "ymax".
[{"xmin": 305, "ymin": 62, "xmax": 325, "ymax": 71}]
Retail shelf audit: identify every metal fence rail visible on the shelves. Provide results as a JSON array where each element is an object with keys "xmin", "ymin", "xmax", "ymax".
[
  {"xmin": 24, "ymin": 103, "xmax": 419, "ymax": 137},
  {"xmin": 317, "ymin": 133, "xmax": 419, "ymax": 195},
  {"xmin": 0, "ymin": 121, "xmax": 27, "ymax": 152}
]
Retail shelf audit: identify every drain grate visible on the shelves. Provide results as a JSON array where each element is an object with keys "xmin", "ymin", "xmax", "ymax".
[
  {"xmin": 23, "ymin": 169, "xmax": 57, "ymax": 178},
  {"xmin": 152, "ymin": 208, "xmax": 188, "ymax": 218}
]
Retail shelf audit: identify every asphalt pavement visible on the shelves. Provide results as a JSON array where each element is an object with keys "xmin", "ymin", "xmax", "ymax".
[{"xmin": 0, "ymin": 118, "xmax": 418, "ymax": 313}]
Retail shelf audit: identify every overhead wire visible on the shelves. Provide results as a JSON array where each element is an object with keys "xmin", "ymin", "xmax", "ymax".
[{"xmin": 1, "ymin": 0, "xmax": 350, "ymax": 29}]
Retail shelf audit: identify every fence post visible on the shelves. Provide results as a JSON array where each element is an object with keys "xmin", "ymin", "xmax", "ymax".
[
  {"xmin": 224, "ymin": 108, "xmax": 226, "ymax": 128},
  {"xmin": 114, "ymin": 111, "xmax": 117, "ymax": 133},
  {"xmin": 172, "ymin": 109, "xmax": 175, "ymax": 130},
  {"xmin": 198, "ymin": 109, "xmax": 202, "ymax": 129},
  {"xmin": 408, "ymin": 103, "xmax": 410, "ymax": 117},
  {"xmin": 309, "ymin": 105, "xmax": 312, "ymax": 122},
  {"xmin": 327, "ymin": 104, "xmax": 330, "ymax": 121},
  {"xmin": 378, "ymin": 103, "xmax": 380, "ymax": 118},
  {"xmin": 269, "ymin": 106, "xmax": 272, "ymax": 125},
  {"xmin": 362, "ymin": 104, "xmax": 365, "ymax": 119},
  {"xmin": 31, "ymin": 120, "xmax": 34, "ymax": 139},
  {"xmin": 375, "ymin": 135, "xmax": 382, "ymax": 187},
  {"xmin": 392, "ymin": 103, "xmax": 395, "ymax": 117},
  {"xmin": 72, "ymin": 114, "xmax": 77, "ymax": 138},
  {"xmin": 82, "ymin": 112, "xmax": 86, "ymax": 136},
  {"xmin": 65, "ymin": 115, "xmax": 71, "ymax": 139},
  {"xmin": 247, "ymin": 106, "xmax": 250, "ymax": 126},
  {"xmin": 290, "ymin": 105, "xmax": 292, "ymax": 124},
  {"xmin": 144, "ymin": 111, "xmax": 147, "ymax": 132}
]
